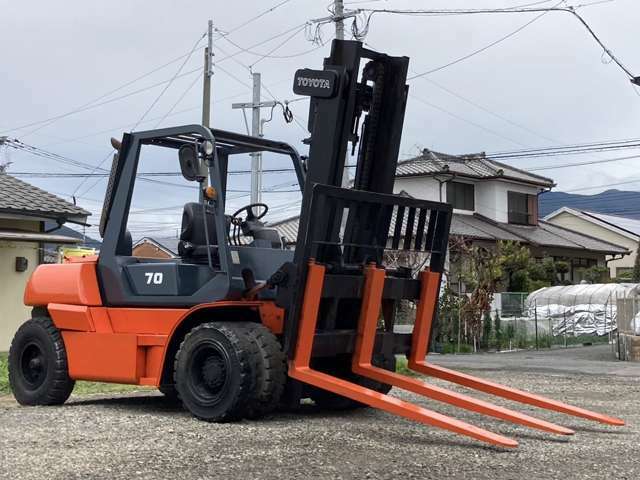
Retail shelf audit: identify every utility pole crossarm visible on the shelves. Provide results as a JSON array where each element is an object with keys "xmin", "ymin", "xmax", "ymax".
[
  {"xmin": 231, "ymin": 73, "xmax": 265, "ymax": 204},
  {"xmin": 231, "ymin": 101, "xmax": 278, "ymax": 109}
]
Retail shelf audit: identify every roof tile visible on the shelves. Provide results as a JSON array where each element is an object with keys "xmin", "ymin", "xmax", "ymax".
[
  {"xmin": 0, "ymin": 174, "xmax": 90, "ymax": 220},
  {"xmin": 397, "ymin": 150, "xmax": 555, "ymax": 187}
]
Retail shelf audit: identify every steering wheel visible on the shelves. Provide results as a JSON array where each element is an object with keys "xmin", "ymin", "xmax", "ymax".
[
  {"xmin": 231, "ymin": 203, "xmax": 269, "ymax": 223},
  {"xmin": 230, "ymin": 203, "xmax": 269, "ymax": 245}
]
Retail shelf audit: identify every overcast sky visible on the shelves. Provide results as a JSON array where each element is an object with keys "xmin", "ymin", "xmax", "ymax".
[{"xmin": 1, "ymin": 0, "xmax": 639, "ymax": 239}]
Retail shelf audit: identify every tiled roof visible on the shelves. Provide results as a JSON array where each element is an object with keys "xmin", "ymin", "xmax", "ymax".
[
  {"xmin": 0, "ymin": 173, "xmax": 90, "ymax": 222},
  {"xmin": 269, "ymin": 213, "xmax": 627, "ymax": 254},
  {"xmin": 268, "ymin": 216, "xmax": 300, "ymax": 246},
  {"xmin": 396, "ymin": 150, "xmax": 555, "ymax": 187}
]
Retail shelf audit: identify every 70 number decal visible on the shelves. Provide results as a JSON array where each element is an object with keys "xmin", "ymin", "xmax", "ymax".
[{"xmin": 144, "ymin": 272, "xmax": 164, "ymax": 285}]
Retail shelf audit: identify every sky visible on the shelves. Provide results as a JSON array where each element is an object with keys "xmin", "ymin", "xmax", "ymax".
[{"xmin": 1, "ymin": 0, "xmax": 639, "ymax": 239}]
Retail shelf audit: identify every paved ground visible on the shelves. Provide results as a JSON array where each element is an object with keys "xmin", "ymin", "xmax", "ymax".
[{"xmin": 1, "ymin": 344, "xmax": 638, "ymax": 480}]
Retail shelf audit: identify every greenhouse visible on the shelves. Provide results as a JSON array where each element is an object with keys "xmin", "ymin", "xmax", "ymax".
[{"xmin": 525, "ymin": 283, "xmax": 640, "ymax": 337}]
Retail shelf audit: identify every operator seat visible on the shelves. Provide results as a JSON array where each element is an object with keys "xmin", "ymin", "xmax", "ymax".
[{"xmin": 178, "ymin": 202, "xmax": 228, "ymax": 263}]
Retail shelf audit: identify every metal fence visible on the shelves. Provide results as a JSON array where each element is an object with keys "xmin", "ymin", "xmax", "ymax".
[
  {"xmin": 395, "ymin": 291, "xmax": 616, "ymax": 354},
  {"xmin": 615, "ymin": 294, "xmax": 640, "ymax": 361}
]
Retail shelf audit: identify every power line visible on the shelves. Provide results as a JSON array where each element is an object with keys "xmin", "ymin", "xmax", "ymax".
[
  {"xmin": 488, "ymin": 137, "xmax": 640, "ymax": 156},
  {"xmin": 16, "ymin": 48, "xmax": 206, "ymax": 139},
  {"xmin": 490, "ymin": 143, "xmax": 640, "ymax": 160},
  {"xmin": 0, "ymin": 68, "xmax": 202, "ymax": 135},
  {"xmin": 412, "ymin": 76, "xmax": 558, "ymax": 144},
  {"xmin": 130, "ymin": 32, "xmax": 206, "ymax": 132},
  {"xmin": 407, "ymin": 6, "xmax": 556, "ymax": 79},
  {"xmin": 561, "ymin": 178, "xmax": 640, "ymax": 193},
  {"xmin": 75, "ymin": 32, "xmax": 207, "ymax": 198},
  {"xmin": 368, "ymin": 3, "xmax": 633, "ymax": 82},
  {"xmin": 409, "ymin": 93, "xmax": 528, "ymax": 147},
  {"xmin": 217, "ymin": 0, "xmax": 295, "ymax": 37},
  {"xmin": 529, "ymin": 153, "xmax": 640, "ymax": 171},
  {"xmin": 153, "ymin": 74, "xmax": 208, "ymax": 129}
]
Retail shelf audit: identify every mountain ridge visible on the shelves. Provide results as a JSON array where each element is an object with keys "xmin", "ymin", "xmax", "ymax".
[{"xmin": 539, "ymin": 189, "xmax": 640, "ymax": 220}]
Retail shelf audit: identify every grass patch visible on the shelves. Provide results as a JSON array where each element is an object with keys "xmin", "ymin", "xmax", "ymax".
[
  {"xmin": 0, "ymin": 352, "xmax": 148, "ymax": 396},
  {"xmin": 395, "ymin": 356, "xmax": 419, "ymax": 377},
  {"xmin": 0, "ymin": 353, "xmax": 9, "ymax": 395},
  {"xmin": 73, "ymin": 382, "xmax": 147, "ymax": 395}
]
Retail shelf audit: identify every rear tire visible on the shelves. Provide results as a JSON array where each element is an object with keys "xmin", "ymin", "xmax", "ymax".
[
  {"xmin": 174, "ymin": 322, "xmax": 255, "ymax": 422},
  {"xmin": 8, "ymin": 317, "xmax": 75, "ymax": 406},
  {"xmin": 309, "ymin": 353, "xmax": 395, "ymax": 410},
  {"xmin": 241, "ymin": 323, "xmax": 286, "ymax": 419}
]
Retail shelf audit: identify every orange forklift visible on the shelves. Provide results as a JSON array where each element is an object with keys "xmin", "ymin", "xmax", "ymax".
[{"xmin": 8, "ymin": 40, "xmax": 622, "ymax": 448}]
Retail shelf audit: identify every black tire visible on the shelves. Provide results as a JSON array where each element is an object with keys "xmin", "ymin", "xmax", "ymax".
[
  {"xmin": 8, "ymin": 317, "xmax": 75, "ymax": 406},
  {"xmin": 174, "ymin": 322, "xmax": 255, "ymax": 422},
  {"xmin": 241, "ymin": 323, "xmax": 286, "ymax": 419},
  {"xmin": 309, "ymin": 353, "xmax": 396, "ymax": 410}
]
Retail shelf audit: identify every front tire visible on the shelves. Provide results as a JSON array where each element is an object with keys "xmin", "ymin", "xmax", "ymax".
[
  {"xmin": 8, "ymin": 317, "xmax": 75, "ymax": 406},
  {"xmin": 174, "ymin": 322, "xmax": 255, "ymax": 422},
  {"xmin": 241, "ymin": 323, "xmax": 286, "ymax": 419}
]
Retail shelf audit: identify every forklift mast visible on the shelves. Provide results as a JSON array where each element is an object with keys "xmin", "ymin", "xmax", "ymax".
[
  {"xmin": 294, "ymin": 40, "xmax": 409, "ymax": 265},
  {"xmin": 280, "ymin": 40, "xmax": 439, "ymax": 356}
]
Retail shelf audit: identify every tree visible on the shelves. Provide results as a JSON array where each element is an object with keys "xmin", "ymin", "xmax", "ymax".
[
  {"xmin": 499, "ymin": 241, "xmax": 531, "ymax": 292},
  {"xmin": 450, "ymin": 238, "xmax": 503, "ymax": 346},
  {"xmin": 482, "ymin": 310, "xmax": 492, "ymax": 350},
  {"xmin": 633, "ymin": 241, "xmax": 640, "ymax": 282},
  {"xmin": 580, "ymin": 265, "xmax": 610, "ymax": 284}
]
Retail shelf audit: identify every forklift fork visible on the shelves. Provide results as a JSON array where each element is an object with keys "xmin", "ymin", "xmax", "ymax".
[
  {"xmin": 289, "ymin": 262, "xmax": 519, "ymax": 448},
  {"xmin": 405, "ymin": 269, "xmax": 624, "ymax": 427},
  {"xmin": 351, "ymin": 265, "xmax": 574, "ymax": 436}
]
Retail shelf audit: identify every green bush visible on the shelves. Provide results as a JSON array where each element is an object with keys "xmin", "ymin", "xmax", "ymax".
[{"xmin": 494, "ymin": 312, "xmax": 502, "ymax": 350}]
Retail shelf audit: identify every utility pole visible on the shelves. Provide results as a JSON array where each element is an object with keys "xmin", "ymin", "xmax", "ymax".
[
  {"xmin": 334, "ymin": 0, "xmax": 351, "ymax": 187},
  {"xmin": 202, "ymin": 19, "xmax": 214, "ymax": 127},
  {"xmin": 201, "ymin": 19, "xmax": 213, "ymax": 201},
  {"xmin": 251, "ymin": 73, "xmax": 262, "ymax": 204},
  {"xmin": 334, "ymin": 0, "xmax": 345, "ymax": 40},
  {"xmin": 232, "ymin": 73, "xmax": 278, "ymax": 204}
]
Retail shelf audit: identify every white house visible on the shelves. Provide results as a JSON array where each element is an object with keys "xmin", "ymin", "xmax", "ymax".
[
  {"xmin": 0, "ymin": 173, "xmax": 90, "ymax": 351},
  {"xmin": 270, "ymin": 149, "xmax": 629, "ymax": 285},
  {"xmin": 544, "ymin": 208, "xmax": 640, "ymax": 278}
]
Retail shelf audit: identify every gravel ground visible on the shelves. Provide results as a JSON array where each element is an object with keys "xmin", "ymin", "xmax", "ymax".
[{"xmin": 1, "ymin": 345, "xmax": 638, "ymax": 480}]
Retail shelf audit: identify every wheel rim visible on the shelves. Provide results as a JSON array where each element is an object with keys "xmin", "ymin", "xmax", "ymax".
[
  {"xmin": 20, "ymin": 341, "xmax": 47, "ymax": 389},
  {"xmin": 186, "ymin": 341, "xmax": 231, "ymax": 405}
]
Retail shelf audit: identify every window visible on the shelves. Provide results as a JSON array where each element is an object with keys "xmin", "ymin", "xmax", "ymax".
[
  {"xmin": 447, "ymin": 182, "xmax": 475, "ymax": 211},
  {"xmin": 508, "ymin": 191, "xmax": 538, "ymax": 225}
]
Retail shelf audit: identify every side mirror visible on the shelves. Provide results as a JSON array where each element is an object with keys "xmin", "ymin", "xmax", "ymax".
[{"xmin": 179, "ymin": 144, "xmax": 207, "ymax": 182}]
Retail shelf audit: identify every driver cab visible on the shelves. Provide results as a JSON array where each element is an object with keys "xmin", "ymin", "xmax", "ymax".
[{"xmin": 96, "ymin": 125, "xmax": 304, "ymax": 307}]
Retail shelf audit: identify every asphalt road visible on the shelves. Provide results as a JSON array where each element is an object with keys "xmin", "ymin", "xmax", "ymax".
[{"xmin": 1, "ymin": 345, "xmax": 638, "ymax": 480}]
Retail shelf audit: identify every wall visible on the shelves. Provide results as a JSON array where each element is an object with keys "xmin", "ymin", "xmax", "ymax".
[
  {"xmin": 132, "ymin": 241, "xmax": 174, "ymax": 259},
  {"xmin": 546, "ymin": 211, "xmax": 636, "ymax": 277},
  {"xmin": 0, "ymin": 219, "xmax": 41, "ymax": 352},
  {"xmin": 475, "ymin": 180, "xmax": 539, "ymax": 223},
  {"xmin": 393, "ymin": 176, "xmax": 441, "ymax": 201},
  {"xmin": 394, "ymin": 176, "xmax": 541, "ymax": 223}
]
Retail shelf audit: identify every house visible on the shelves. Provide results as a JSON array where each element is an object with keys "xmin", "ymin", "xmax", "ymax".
[
  {"xmin": 269, "ymin": 149, "xmax": 629, "ymax": 286},
  {"xmin": 0, "ymin": 173, "xmax": 90, "ymax": 351},
  {"xmin": 132, "ymin": 237, "xmax": 179, "ymax": 259},
  {"xmin": 543, "ymin": 208, "xmax": 640, "ymax": 278}
]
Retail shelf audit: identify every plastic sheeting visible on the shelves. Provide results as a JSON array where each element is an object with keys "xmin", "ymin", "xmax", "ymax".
[{"xmin": 525, "ymin": 283, "xmax": 640, "ymax": 337}]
